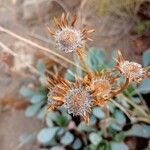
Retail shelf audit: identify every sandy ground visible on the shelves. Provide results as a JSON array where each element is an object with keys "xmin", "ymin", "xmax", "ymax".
[
  {"xmin": 0, "ymin": 1, "xmax": 44, "ymax": 149},
  {"xmin": 0, "ymin": 110, "xmax": 42, "ymax": 150}
]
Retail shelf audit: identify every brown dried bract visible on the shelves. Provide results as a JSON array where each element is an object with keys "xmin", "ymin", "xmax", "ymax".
[{"xmin": 47, "ymin": 13, "xmax": 94, "ymax": 53}]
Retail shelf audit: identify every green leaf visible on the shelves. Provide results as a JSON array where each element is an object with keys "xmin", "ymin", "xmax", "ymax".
[
  {"xmin": 25, "ymin": 102, "xmax": 43, "ymax": 117},
  {"xmin": 36, "ymin": 59, "xmax": 45, "ymax": 75},
  {"xmin": 86, "ymin": 48, "xmax": 106, "ymax": 71},
  {"xmin": 93, "ymin": 107, "xmax": 105, "ymax": 119},
  {"xmin": 89, "ymin": 115, "xmax": 97, "ymax": 126},
  {"xmin": 72, "ymin": 138, "xmax": 82, "ymax": 149},
  {"xmin": 110, "ymin": 123, "xmax": 122, "ymax": 131},
  {"xmin": 138, "ymin": 79, "xmax": 150, "ymax": 94},
  {"xmin": 51, "ymin": 146, "xmax": 65, "ymax": 150},
  {"xmin": 55, "ymin": 115, "xmax": 69, "ymax": 127},
  {"xmin": 108, "ymin": 102, "xmax": 115, "ymax": 113},
  {"xmin": 57, "ymin": 128, "xmax": 65, "ymax": 136},
  {"xmin": 132, "ymin": 97, "xmax": 141, "ymax": 104},
  {"xmin": 37, "ymin": 127, "xmax": 59, "ymax": 144},
  {"xmin": 115, "ymin": 110, "xmax": 126, "ymax": 125},
  {"xmin": 38, "ymin": 85, "xmax": 48, "ymax": 95},
  {"xmin": 114, "ymin": 132, "xmax": 126, "ymax": 142},
  {"xmin": 30, "ymin": 94, "xmax": 45, "ymax": 104},
  {"xmin": 60, "ymin": 131, "xmax": 74, "ymax": 145},
  {"xmin": 89, "ymin": 132, "xmax": 102, "ymax": 145},
  {"xmin": 37, "ymin": 105, "xmax": 47, "ymax": 119},
  {"xmin": 65, "ymin": 69, "xmax": 75, "ymax": 81},
  {"xmin": 125, "ymin": 124, "xmax": 150, "ymax": 138},
  {"xmin": 84, "ymin": 144, "xmax": 98, "ymax": 150},
  {"xmin": 46, "ymin": 115, "xmax": 54, "ymax": 127},
  {"xmin": 125, "ymin": 84, "xmax": 136, "ymax": 96},
  {"xmin": 47, "ymin": 111, "xmax": 59, "ymax": 122},
  {"xmin": 116, "ymin": 95, "xmax": 130, "ymax": 108},
  {"xmin": 143, "ymin": 50, "xmax": 150, "ymax": 66},
  {"xmin": 108, "ymin": 50, "xmax": 118, "ymax": 67},
  {"xmin": 59, "ymin": 108, "xmax": 71, "ymax": 120},
  {"xmin": 77, "ymin": 122, "xmax": 96, "ymax": 132},
  {"xmin": 111, "ymin": 142, "xmax": 128, "ymax": 150},
  {"xmin": 20, "ymin": 87, "xmax": 34, "ymax": 98},
  {"xmin": 97, "ymin": 141, "xmax": 111, "ymax": 150}
]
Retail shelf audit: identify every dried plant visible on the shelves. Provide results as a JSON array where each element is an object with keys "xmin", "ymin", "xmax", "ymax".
[
  {"xmin": 47, "ymin": 13, "xmax": 150, "ymax": 125},
  {"xmin": 47, "ymin": 13, "xmax": 94, "ymax": 53}
]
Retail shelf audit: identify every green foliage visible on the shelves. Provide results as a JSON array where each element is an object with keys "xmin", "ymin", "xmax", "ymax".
[
  {"xmin": 138, "ymin": 78, "xmax": 150, "ymax": 94},
  {"xmin": 37, "ymin": 127, "xmax": 59, "ymax": 144},
  {"xmin": 20, "ymin": 87, "xmax": 35, "ymax": 97},
  {"xmin": 125, "ymin": 124, "xmax": 150, "ymax": 138},
  {"xmin": 143, "ymin": 50, "xmax": 150, "ymax": 66},
  {"xmin": 72, "ymin": 138, "xmax": 82, "ymax": 149},
  {"xmin": 114, "ymin": 110, "xmax": 126, "ymax": 125},
  {"xmin": 86, "ymin": 47, "xmax": 106, "ymax": 71},
  {"xmin": 25, "ymin": 102, "xmax": 44, "ymax": 117},
  {"xmin": 30, "ymin": 94, "xmax": 45, "ymax": 104},
  {"xmin": 94, "ymin": 0, "xmax": 145, "ymax": 17},
  {"xmin": 20, "ymin": 50, "xmax": 150, "ymax": 149},
  {"xmin": 65, "ymin": 69, "xmax": 75, "ymax": 81},
  {"xmin": 60, "ymin": 131, "xmax": 74, "ymax": 145},
  {"xmin": 36, "ymin": 59, "xmax": 45, "ymax": 75},
  {"xmin": 93, "ymin": 107, "xmax": 105, "ymax": 119},
  {"xmin": 89, "ymin": 132, "xmax": 102, "ymax": 145},
  {"xmin": 132, "ymin": 20, "xmax": 150, "ymax": 35},
  {"xmin": 111, "ymin": 142, "xmax": 128, "ymax": 150},
  {"xmin": 138, "ymin": 50, "xmax": 150, "ymax": 94}
]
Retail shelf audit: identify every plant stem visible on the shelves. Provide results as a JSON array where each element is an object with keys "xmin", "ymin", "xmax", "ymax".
[
  {"xmin": 112, "ymin": 77, "xmax": 130, "ymax": 97},
  {"xmin": 110, "ymin": 99, "xmax": 131, "ymax": 120},
  {"xmin": 0, "ymin": 26, "xmax": 85, "ymax": 72},
  {"xmin": 76, "ymin": 48, "xmax": 91, "ymax": 76},
  {"xmin": 121, "ymin": 94, "xmax": 149, "ymax": 117}
]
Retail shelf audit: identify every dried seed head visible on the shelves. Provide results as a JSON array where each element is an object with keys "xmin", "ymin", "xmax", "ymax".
[
  {"xmin": 47, "ymin": 76, "xmax": 70, "ymax": 111},
  {"xmin": 47, "ymin": 84, "xmax": 60, "ymax": 104},
  {"xmin": 91, "ymin": 78, "xmax": 111, "ymax": 97},
  {"xmin": 48, "ymin": 13, "xmax": 94, "ymax": 53},
  {"xmin": 47, "ymin": 84, "xmax": 64, "ymax": 110},
  {"xmin": 119, "ymin": 61, "xmax": 144, "ymax": 80},
  {"xmin": 64, "ymin": 87, "xmax": 93, "ymax": 117},
  {"xmin": 55, "ymin": 27, "xmax": 83, "ymax": 53}
]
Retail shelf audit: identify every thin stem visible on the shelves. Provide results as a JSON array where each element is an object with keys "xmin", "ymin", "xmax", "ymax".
[
  {"xmin": 0, "ymin": 41, "xmax": 54, "ymax": 76},
  {"xmin": 103, "ymin": 105, "xmax": 109, "ymax": 137},
  {"xmin": 120, "ymin": 94, "xmax": 149, "ymax": 117},
  {"xmin": 53, "ymin": 0, "xmax": 70, "ymax": 14},
  {"xmin": 133, "ymin": 117, "xmax": 150, "ymax": 124},
  {"xmin": 110, "ymin": 99, "xmax": 131, "ymax": 120},
  {"xmin": 0, "ymin": 26, "xmax": 85, "ymax": 72},
  {"xmin": 76, "ymin": 48, "xmax": 91, "ymax": 76},
  {"xmin": 112, "ymin": 77, "xmax": 130, "ymax": 97}
]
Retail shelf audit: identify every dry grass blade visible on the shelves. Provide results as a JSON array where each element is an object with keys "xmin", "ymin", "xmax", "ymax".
[
  {"xmin": 0, "ymin": 26, "xmax": 85, "ymax": 72},
  {"xmin": 110, "ymin": 99, "xmax": 131, "ymax": 120},
  {"xmin": 0, "ymin": 41, "xmax": 51, "ymax": 75}
]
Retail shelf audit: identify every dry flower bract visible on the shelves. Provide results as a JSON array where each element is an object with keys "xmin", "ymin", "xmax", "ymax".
[
  {"xmin": 47, "ymin": 76, "xmax": 69, "ymax": 111},
  {"xmin": 47, "ymin": 13, "xmax": 94, "ymax": 53},
  {"xmin": 47, "ymin": 76, "xmax": 97, "ymax": 124},
  {"xmin": 116, "ymin": 51, "xmax": 149, "ymax": 83},
  {"xmin": 46, "ymin": 14, "xmax": 150, "ymax": 125}
]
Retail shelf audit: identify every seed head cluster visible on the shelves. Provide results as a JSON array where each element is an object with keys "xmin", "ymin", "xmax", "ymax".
[
  {"xmin": 119, "ymin": 61, "xmax": 143, "ymax": 81},
  {"xmin": 47, "ymin": 13, "xmax": 150, "ymax": 124},
  {"xmin": 64, "ymin": 87, "xmax": 93, "ymax": 117},
  {"xmin": 55, "ymin": 28, "xmax": 83, "ymax": 53}
]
